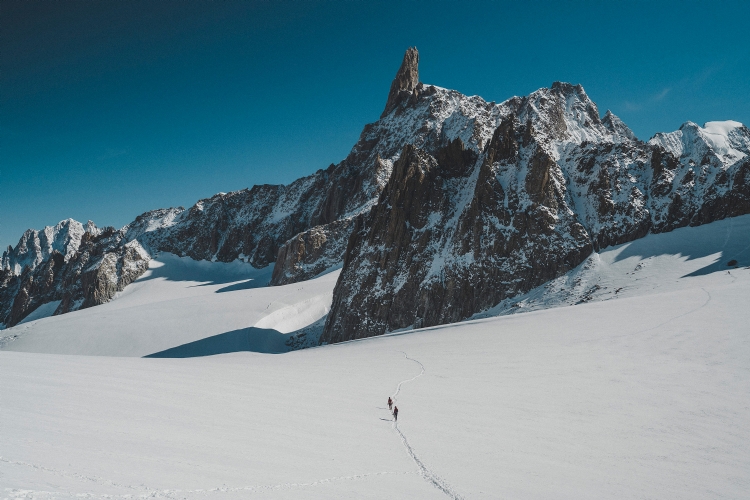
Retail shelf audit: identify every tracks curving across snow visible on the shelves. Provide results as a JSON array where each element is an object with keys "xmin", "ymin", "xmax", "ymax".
[
  {"xmin": 388, "ymin": 351, "xmax": 465, "ymax": 500},
  {"xmin": 392, "ymin": 351, "xmax": 425, "ymax": 399},
  {"xmin": 573, "ymin": 287, "xmax": 714, "ymax": 346},
  {"xmin": 1, "ymin": 455, "xmax": 415, "ymax": 499},
  {"xmin": 629, "ymin": 286, "xmax": 712, "ymax": 338}
]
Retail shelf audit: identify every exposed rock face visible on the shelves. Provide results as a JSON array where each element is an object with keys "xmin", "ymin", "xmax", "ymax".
[
  {"xmin": 7, "ymin": 251, "xmax": 66, "ymax": 327},
  {"xmin": 1, "ymin": 220, "xmax": 97, "ymax": 327},
  {"xmin": 270, "ymin": 218, "xmax": 354, "ymax": 286},
  {"xmin": 320, "ymin": 84, "xmax": 750, "ymax": 344},
  {"xmin": 1, "ymin": 219, "xmax": 96, "ymax": 276},
  {"xmin": 647, "ymin": 121, "xmax": 750, "ymax": 231},
  {"xmin": 57, "ymin": 228, "xmax": 151, "ymax": 314},
  {"xmin": 382, "ymin": 47, "xmax": 420, "ymax": 118},
  {"xmin": 0, "ymin": 222, "xmax": 151, "ymax": 327},
  {"xmin": 129, "ymin": 159, "xmax": 385, "ymax": 271}
]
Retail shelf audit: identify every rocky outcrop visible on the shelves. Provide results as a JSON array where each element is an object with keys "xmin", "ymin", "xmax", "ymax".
[
  {"xmin": 647, "ymin": 121, "xmax": 750, "ymax": 232},
  {"xmin": 321, "ymin": 110, "xmax": 596, "ymax": 342},
  {"xmin": 270, "ymin": 218, "xmax": 354, "ymax": 286},
  {"xmin": 57, "ymin": 228, "xmax": 150, "ymax": 313},
  {"xmin": 0, "ymin": 220, "xmax": 98, "ymax": 327},
  {"xmin": 0, "ymin": 223, "xmax": 151, "ymax": 327},
  {"xmin": 382, "ymin": 47, "xmax": 420, "ymax": 118},
  {"xmin": 7, "ymin": 250, "xmax": 65, "ymax": 327},
  {"xmin": 1, "ymin": 219, "xmax": 97, "ymax": 276}
]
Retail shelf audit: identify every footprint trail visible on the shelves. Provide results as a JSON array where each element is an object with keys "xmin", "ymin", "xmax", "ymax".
[{"xmin": 388, "ymin": 351, "xmax": 464, "ymax": 500}]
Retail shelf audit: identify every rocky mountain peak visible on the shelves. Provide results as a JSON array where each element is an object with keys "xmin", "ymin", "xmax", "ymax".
[
  {"xmin": 549, "ymin": 82, "xmax": 595, "ymax": 110},
  {"xmin": 602, "ymin": 110, "xmax": 637, "ymax": 141},
  {"xmin": 515, "ymin": 82, "xmax": 617, "ymax": 148},
  {"xmin": 550, "ymin": 81, "xmax": 585, "ymax": 96},
  {"xmin": 321, "ymin": 57, "xmax": 750, "ymax": 345},
  {"xmin": 84, "ymin": 220, "xmax": 99, "ymax": 234},
  {"xmin": 381, "ymin": 47, "xmax": 420, "ymax": 118},
  {"xmin": 1, "ymin": 218, "xmax": 90, "ymax": 276}
]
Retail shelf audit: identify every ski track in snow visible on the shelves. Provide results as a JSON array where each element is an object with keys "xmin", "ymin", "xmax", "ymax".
[
  {"xmin": 0, "ymin": 456, "xmax": 413, "ymax": 499},
  {"xmin": 574, "ymin": 287, "xmax": 713, "ymax": 346},
  {"xmin": 0, "ymin": 456, "xmax": 154, "ymax": 492},
  {"xmin": 388, "ymin": 352, "xmax": 464, "ymax": 500}
]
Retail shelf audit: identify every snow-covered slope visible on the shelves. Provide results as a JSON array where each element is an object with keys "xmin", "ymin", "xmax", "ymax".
[
  {"xmin": 0, "ymin": 253, "xmax": 336, "ymax": 356},
  {"xmin": 475, "ymin": 213, "xmax": 750, "ymax": 317},
  {"xmin": 3, "ymin": 213, "xmax": 749, "ymax": 357},
  {"xmin": 649, "ymin": 120, "xmax": 749, "ymax": 166},
  {"xmin": 2, "ymin": 229, "xmax": 749, "ymax": 498}
]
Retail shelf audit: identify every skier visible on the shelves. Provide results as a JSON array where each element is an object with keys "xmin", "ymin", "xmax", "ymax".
[
  {"xmin": 393, "ymin": 406, "xmax": 399, "ymax": 421},
  {"xmin": 388, "ymin": 397, "xmax": 393, "ymax": 410}
]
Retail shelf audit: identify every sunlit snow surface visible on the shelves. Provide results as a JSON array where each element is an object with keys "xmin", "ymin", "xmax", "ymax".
[
  {"xmin": 648, "ymin": 119, "xmax": 749, "ymax": 165},
  {"xmin": 2, "ymin": 216, "xmax": 750, "ymax": 499},
  {"xmin": 0, "ymin": 254, "xmax": 334, "ymax": 356}
]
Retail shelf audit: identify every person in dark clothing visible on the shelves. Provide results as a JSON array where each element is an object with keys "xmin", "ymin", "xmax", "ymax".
[
  {"xmin": 388, "ymin": 397, "xmax": 393, "ymax": 410},
  {"xmin": 393, "ymin": 406, "xmax": 398, "ymax": 421}
]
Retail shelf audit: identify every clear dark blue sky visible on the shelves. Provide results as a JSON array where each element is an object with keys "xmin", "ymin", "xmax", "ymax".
[{"xmin": 3, "ymin": 0, "xmax": 749, "ymax": 249}]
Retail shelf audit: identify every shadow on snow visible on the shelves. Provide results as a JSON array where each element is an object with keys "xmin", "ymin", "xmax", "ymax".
[
  {"xmin": 144, "ymin": 327, "xmax": 289, "ymax": 357},
  {"xmin": 135, "ymin": 253, "xmax": 273, "ymax": 288},
  {"xmin": 611, "ymin": 215, "xmax": 750, "ymax": 277}
]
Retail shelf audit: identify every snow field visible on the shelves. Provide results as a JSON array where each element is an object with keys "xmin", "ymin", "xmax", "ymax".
[
  {"xmin": 2, "ymin": 216, "xmax": 750, "ymax": 498},
  {"xmin": 393, "ymin": 275, "xmax": 750, "ymax": 499},
  {"xmin": 1, "ymin": 346, "xmax": 433, "ymax": 499},
  {"xmin": 2, "ymin": 267, "xmax": 749, "ymax": 498},
  {"xmin": 0, "ymin": 253, "xmax": 337, "ymax": 356}
]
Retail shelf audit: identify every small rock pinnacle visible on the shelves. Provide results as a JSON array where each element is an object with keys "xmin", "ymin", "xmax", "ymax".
[{"xmin": 381, "ymin": 47, "xmax": 420, "ymax": 118}]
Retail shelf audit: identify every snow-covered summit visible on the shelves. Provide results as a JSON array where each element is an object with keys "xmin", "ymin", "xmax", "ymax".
[
  {"xmin": 1, "ymin": 219, "xmax": 98, "ymax": 275},
  {"xmin": 648, "ymin": 120, "xmax": 749, "ymax": 167},
  {"xmin": 380, "ymin": 79, "xmax": 637, "ymax": 167}
]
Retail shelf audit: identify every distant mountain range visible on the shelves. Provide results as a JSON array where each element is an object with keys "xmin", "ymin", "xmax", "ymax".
[{"xmin": 3, "ymin": 48, "xmax": 750, "ymax": 341}]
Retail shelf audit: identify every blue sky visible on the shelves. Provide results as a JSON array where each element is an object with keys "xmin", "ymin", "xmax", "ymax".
[{"xmin": 3, "ymin": 0, "xmax": 749, "ymax": 250}]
